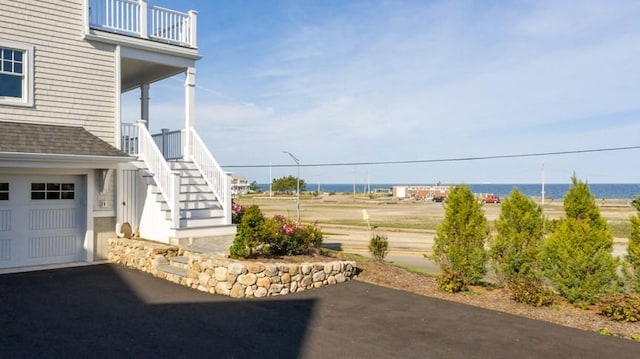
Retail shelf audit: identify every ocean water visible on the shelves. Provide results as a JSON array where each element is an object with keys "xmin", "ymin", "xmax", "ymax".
[{"xmin": 258, "ymin": 183, "xmax": 640, "ymax": 199}]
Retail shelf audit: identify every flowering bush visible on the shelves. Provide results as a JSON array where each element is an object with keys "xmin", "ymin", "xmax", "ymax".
[
  {"xmin": 265, "ymin": 215, "xmax": 323, "ymax": 255},
  {"xmin": 229, "ymin": 211, "xmax": 323, "ymax": 258},
  {"xmin": 231, "ymin": 201, "xmax": 245, "ymax": 224}
]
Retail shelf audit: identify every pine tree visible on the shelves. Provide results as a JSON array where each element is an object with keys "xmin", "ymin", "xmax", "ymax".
[
  {"xmin": 540, "ymin": 175, "xmax": 618, "ymax": 306},
  {"xmin": 490, "ymin": 188, "xmax": 550, "ymax": 305},
  {"xmin": 432, "ymin": 185, "xmax": 488, "ymax": 292},
  {"xmin": 627, "ymin": 196, "xmax": 640, "ymax": 292}
]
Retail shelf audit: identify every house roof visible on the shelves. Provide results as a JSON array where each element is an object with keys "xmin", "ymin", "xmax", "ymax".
[{"xmin": 0, "ymin": 121, "xmax": 128, "ymax": 158}]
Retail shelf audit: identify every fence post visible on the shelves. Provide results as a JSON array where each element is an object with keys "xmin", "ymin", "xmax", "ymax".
[
  {"xmin": 139, "ymin": 0, "xmax": 148, "ymax": 39},
  {"xmin": 188, "ymin": 10, "xmax": 198, "ymax": 48},
  {"xmin": 171, "ymin": 171, "xmax": 181, "ymax": 229},
  {"xmin": 224, "ymin": 172, "xmax": 232, "ymax": 225},
  {"xmin": 161, "ymin": 128, "xmax": 169, "ymax": 159}
]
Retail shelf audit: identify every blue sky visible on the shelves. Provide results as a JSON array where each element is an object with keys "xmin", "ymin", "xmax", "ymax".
[{"xmin": 123, "ymin": 0, "xmax": 640, "ymax": 184}]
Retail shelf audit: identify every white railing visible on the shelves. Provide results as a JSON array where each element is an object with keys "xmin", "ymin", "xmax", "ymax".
[
  {"xmin": 189, "ymin": 128, "xmax": 232, "ymax": 224},
  {"xmin": 87, "ymin": 0, "xmax": 197, "ymax": 48},
  {"xmin": 137, "ymin": 122, "xmax": 180, "ymax": 229},
  {"xmin": 152, "ymin": 128, "xmax": 184, "ymax": 160},
  {"xmin": 149, "ymin": 6, "xmax": 196, "ymax": 47},
  {"xmin": 121, "ymin": 122, "xmax": 139, "ymax": 155}
]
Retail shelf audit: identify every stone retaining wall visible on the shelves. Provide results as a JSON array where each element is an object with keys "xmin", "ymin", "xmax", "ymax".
[{"xmin": 108, "ymin": 238, "xmax": 358, "ymax": 298}]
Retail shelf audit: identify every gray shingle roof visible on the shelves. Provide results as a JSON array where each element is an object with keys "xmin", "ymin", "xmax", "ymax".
[{"xmin": 0, "ymin": 121, "xmax": 128, "ymax": 157}]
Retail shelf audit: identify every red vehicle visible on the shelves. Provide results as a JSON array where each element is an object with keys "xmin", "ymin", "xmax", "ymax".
[{"xmin": 484, "ymin": 194, "xmax": 501, "ymax": 204}]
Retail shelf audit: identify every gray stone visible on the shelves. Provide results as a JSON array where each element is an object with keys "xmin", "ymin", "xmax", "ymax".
[
  {"xmin": 328, "ymin": 275, "xmax": 337, "ymax": 285},
  {"xmin": 228, "ymin": 262, "xmax": 247, "ymax": 275},
  {"xmin": 198, "ymin": 272, "xmax": 211, "ymax": 285},
  {"xmin": 237, "ymin": 273, "xmax": 257, "ymax": 286},
  {"xmin": 269, "ymin": 284, "xmax": 283, "ymax": 294},
  {"xmin": 214, "ymin": 267, "xmax": 228, "ymax": 281},
  {"xmin": 324, "ymin": 263, "xmax": 333, "ymax": 274},
  {"xmin": 312, "ymin": 271, "xmax": 326, "ymax": 282},
  {"xmin": 254, "ymin": 287, "xmax": 267, "ymax": 298},
  {"xmin": 230, "ymin": 282, "xmax": 245, "ymax": 298},
  {"xmin": 335, "ymin": 273, "xmax": 346, "ymax": 283},
  {"xmin": 301, "ymin": 264, "xmax": 311, "ymax": 275}
]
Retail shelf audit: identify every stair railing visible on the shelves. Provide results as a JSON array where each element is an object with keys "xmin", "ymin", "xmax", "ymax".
[
  {"xmin": 137, "ymin": 121, "xmax": 181, "ymax": 228},
  {"xmin": 188, "ymin": 127, "xmax": 232, "ymax": 224}
]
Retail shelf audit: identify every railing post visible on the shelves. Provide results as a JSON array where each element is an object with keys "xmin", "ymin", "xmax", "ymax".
[
  {"xmin": 224, "ymin": 172, "xmax": 232, "ymax": 225},
  {"xmin": 188, "ymin": 10, "xmax": 198, "ymax": 48},
  {"xmin": 161, "ymin": 128, "xmax": 169, "ymax": 159},
  {"xmin": 171, "ymin": 171, "xmax": 181, "ymax": 229},
  {"xmin": 139, "ymin": 0, "xmax": 148, "ymax": 39},
  {"xmin": 184, "ymin": 67, "xmax": 196, "ymax": 161},
  {"xmin": 136, "ymin": 119, "xmax": 147, "ymax": 156}
]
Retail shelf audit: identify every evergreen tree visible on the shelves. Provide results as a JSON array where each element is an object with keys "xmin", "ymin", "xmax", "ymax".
[
  {"xmin": 627, "ymin": 196, "xmax": 640, "ymax": 292},
  {"xmin": 229, "ymin": 205, "xmax": 271, "ymax": 258},
  {"xmin": 490, "ymin": 188, "xmax": 549, "ymax": 305},
  {"xmin": 432, "ymin": 185, "xmax": 488, "ymax": 292},
  {"xmin": 540, "ymin": 175, "xmax": 618, "ymax": 306}
]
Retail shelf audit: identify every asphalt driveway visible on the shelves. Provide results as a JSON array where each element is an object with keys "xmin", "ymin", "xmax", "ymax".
[{"xmin": 1, "ymin": 264, "xmax": 637, "ymax": 358}]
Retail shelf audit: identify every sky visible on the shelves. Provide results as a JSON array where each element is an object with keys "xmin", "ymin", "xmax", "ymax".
[{"xmin": 122, "ymin": 0, "xmax": 640, "ymax": 185}]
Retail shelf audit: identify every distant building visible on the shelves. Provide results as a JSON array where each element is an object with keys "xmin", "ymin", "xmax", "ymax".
[
  {"xmin": 231, "ymin": 175, "xmax": 250, "ymax": 196},
  {"xmin": 393, "ymin": 185, "xmax": 451, "ymax": 200}
]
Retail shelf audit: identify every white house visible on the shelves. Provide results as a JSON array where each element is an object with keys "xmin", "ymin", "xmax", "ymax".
[
  {"xmin": 0, "ymin": 0, "xmax": 235, "ymax": 271},
  {"xmin": 231, "ymin": 175, "xmax": 250, "ymax": 197}
]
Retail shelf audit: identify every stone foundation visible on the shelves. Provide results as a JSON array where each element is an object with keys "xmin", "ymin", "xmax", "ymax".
[{"xmin": 108, "ymin": 238, "xmax": 357, "ymax": 298}]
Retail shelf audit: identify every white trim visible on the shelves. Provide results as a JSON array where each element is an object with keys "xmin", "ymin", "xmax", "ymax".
[
  {"xmin": 115, "ymin": 45, "xmax": 122, "ymax": 149},
  {"xmin": 84, "ymin": 31, "xmax": 200, "ymax": 60},
  {"xmin": 0, "ymin": 152, "xmax": 130, "ymax": 165},
  {"xmin": 0, "ymin": 41, "xmax": 34, "ymax": 107},
  {"xmin": 86, "ymin": 171, "xmax": 95, "ymax": 262}
]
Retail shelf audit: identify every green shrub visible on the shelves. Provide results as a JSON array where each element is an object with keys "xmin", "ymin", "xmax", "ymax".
[
  {"xmin": 541, "ymin": 175, "xmax": 619, "ymax": 306},
  {"xmin": 230, "ymin": 205, "xmax": 271, "ymax": 258},
  {"xmin": 489, "ymin": 188, "xmax": 550, "ymax": 306},
  {"xmin": 368, "ymin": 233, "xmax": 389, "ymax": 261},
  {"xmin": 432, "ymin": 185, "xmax": 488, "ymax": 293},
  {"xmin": 508, "ymin": 278, "xmax": 553, "ymax": 307},
  {"xmin": 598, "ymin": 293, "xmax": 640, "ymax": 322},
  {"xmin": 627, "ymin": 195, "xmax": 640, "ymax": 292}
]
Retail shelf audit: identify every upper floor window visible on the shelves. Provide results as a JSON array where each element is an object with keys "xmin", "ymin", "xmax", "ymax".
[{"xmin": 0, "ymin": 42, "xmax": 34, "ymax": 107}]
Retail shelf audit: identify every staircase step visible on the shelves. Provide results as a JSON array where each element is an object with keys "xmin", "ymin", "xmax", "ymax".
[
  {"xmin": 157, "ymin": 264, "xmax": 187, "ymax": 277},
  {"xmin": 168, "ymin": 255, "xmax": 189, "ymax": 269},
  {"xmin": 179, "ymin": 217, "xmax": 226, "ymax": 228}
]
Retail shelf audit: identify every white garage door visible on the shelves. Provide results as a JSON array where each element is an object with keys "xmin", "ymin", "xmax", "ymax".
[{"xmin": 0, "ymin": 175, "xmax": 86, "ymax": 269}]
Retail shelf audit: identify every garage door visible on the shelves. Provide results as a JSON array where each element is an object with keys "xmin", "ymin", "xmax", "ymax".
[{"xmin": 0, "ymin": 175, "xmax": 86, "ymax": 269}]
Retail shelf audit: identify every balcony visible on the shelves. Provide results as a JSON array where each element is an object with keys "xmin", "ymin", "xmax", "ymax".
[{"xmin": 87, "ymin": 0, "xmax": 197, "ymax": 49}]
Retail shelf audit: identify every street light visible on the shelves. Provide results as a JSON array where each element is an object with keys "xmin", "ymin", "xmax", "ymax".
[{"xmin": 283, "ymin": 151, "xmax": 300, "ymax": 222}]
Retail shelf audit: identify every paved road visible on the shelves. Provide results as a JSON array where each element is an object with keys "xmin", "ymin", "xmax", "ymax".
[{"xmin": 1, "ymin": 264, "xmax": 638, "ymax": 358}]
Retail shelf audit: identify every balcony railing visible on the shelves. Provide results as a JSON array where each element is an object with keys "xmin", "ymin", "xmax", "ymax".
[{"xmin": 87, "ymin": 0, "xmax": 197, "ymax": 48}]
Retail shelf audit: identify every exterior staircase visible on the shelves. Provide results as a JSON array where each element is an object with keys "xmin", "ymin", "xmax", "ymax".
[{"xmin": 123, "ymin": 122, "xmax": 236, "ymax": 248}]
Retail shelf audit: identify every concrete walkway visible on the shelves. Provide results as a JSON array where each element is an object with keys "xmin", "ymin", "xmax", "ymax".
[{"xmin": 1, "ymin": 264, "xmax": 637, "ymax": 358}]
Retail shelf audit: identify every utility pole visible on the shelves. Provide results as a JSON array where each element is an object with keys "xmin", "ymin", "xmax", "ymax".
[{"xmin": 283, "ymin": 151, "xmax": 300, "ymax": 222}]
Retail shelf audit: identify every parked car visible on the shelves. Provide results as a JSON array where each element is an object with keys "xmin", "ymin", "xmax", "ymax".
[
  {"xmin": 484, "ymin": 194, "xmax": 501, "ymax": 204},
  {"xmin": 432, "ymin": 196, "xmax": 446, "ymax": 202}
]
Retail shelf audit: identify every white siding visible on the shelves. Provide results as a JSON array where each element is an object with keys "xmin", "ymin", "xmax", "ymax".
[{"xmin": 0, "ymin": 0, "xmax": 116, "ymax": 144}]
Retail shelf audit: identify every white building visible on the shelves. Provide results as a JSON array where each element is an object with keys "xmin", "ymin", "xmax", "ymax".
[
  {"xmin": 231, "ymin": 175, "xmax": 250, "ymax": 196},
  {"xmin": 0, "ymin": 0, "xmax": 234, "ymax": 271}
]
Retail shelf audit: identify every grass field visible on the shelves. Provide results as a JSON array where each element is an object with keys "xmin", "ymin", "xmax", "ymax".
[{"xmin": 237, "ymin": 193, "xmax": 637, "ymax": 238}]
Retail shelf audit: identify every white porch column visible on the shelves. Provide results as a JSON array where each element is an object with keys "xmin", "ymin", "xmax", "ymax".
[
  {"xmin": 184, "ymin": 67, "xmax": 196, "ymax": 161},
  {"xmin": 140, "ymin": 83, "xmax": 150, "ymax": 128}
]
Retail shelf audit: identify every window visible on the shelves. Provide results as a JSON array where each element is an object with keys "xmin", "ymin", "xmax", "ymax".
[
  {"xmin": 0, "ymin": 42, "xmax": 34, "ymax": 107},
  {"xmin": 31, "ymin": 183, "xmax": 75, "ymax": 200},
  {"xmin": 0, "ymin": 183, "xmax": 8, "ymax": 201}
]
